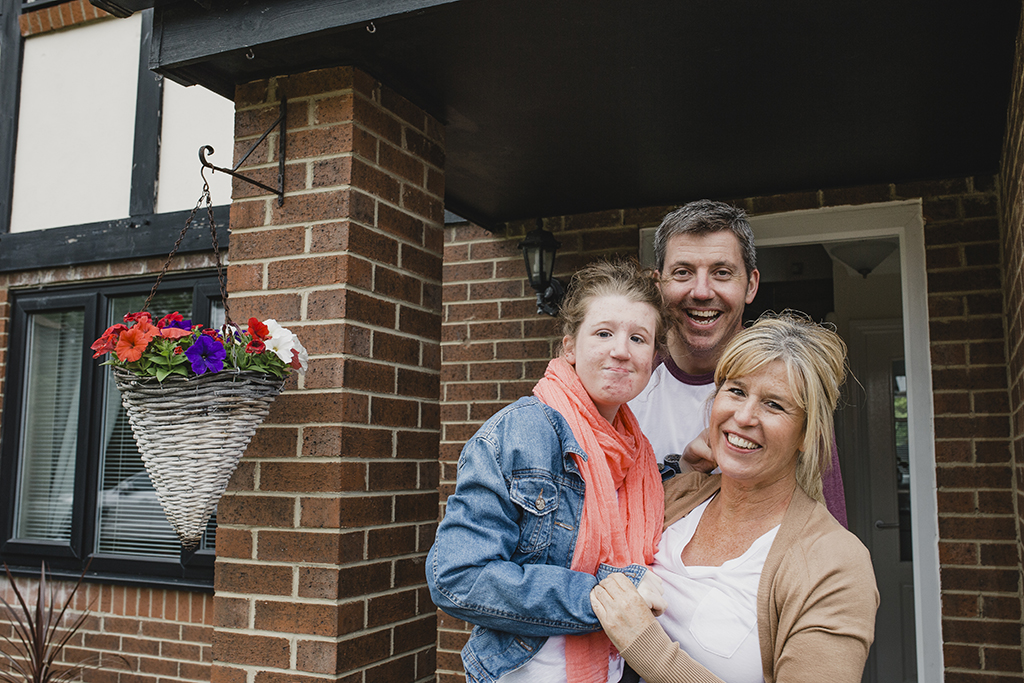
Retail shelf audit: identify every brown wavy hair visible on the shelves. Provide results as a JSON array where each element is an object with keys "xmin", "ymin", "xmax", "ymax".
[{"xmin": 559, "ymin": 258, "xmax": 667, "ymax": 352}]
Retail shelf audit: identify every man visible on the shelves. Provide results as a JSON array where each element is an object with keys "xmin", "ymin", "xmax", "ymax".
[{"xmin": 629, "ymin": 199, "xmax": 847, "ymax": 525}]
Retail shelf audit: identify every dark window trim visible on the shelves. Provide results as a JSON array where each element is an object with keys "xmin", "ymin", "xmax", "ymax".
[
  {"xmin": 0, "ymin": 0, "xmax": 23, "ymax": 235},
  {"xmin": 0, "ymin": 291, "xmax": 100, "ymax": 564},
  {"xmin": 131, "ymin": 9, "xmax": 162, "ymax": 217},
  {"xmin": 19, "ymin": 0, "xmax": 67, "ymax": 10},
  {"xmin": 0, "ymin": 272, "xmax": 223, "ymax": 588},
  {"xmin": 0, "ymin": 207, "xmax": 230, "ymax": 272}
]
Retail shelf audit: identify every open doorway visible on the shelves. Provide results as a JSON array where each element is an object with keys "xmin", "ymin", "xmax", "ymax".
[
  {"xmin": 638, "ymin": 201, "xmax": 941, "ymax": 681},
  {"xmin": 749, "ymin": 239, "xmax": 915, "ymax": 683},
  {"xmin": 747, "ymin": 202, "xmax": 939, "ymax": 683}
]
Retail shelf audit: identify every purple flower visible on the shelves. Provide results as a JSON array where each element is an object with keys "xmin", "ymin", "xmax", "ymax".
[
  {"xmin": 185, "ymin": 334, "xmax": 226, "ymax": 375},
  {"xmin": 165, "ymin": 318, "xmax": 193, "ymax": 330}
]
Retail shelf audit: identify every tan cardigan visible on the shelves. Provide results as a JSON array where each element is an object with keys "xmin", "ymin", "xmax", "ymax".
[{"xmin": 621, "ymin": 472, "xmax": 879, "ymax": 683}]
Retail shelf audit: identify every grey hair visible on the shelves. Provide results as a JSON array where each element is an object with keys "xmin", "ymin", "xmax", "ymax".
[{"xmin": 653, "ymin": 200, "xmax": 757, "ymax": 275}]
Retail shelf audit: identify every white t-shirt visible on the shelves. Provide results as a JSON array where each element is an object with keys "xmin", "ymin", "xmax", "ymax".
[
  {"xmin": 650, "ymin": 497, "xmax": 778, "ymax": 683},
  {"xmin": 496, "ymin": 635, "xmax": 624, "ymax": 683},
  {"xmin": 628, "ymin": 357, "xmax": 715, "ymax": 465}
]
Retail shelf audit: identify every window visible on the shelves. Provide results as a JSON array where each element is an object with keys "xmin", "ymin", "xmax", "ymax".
[
  {"xmin": 0, "ymin": 1, "xmax": 233, "ymax": 272},
  {"xmin": 11, "ymin": 12, "xmax": 142, "ymax": 231},
  {"xmin": 0, "ymin": 274, "xmax": 224, "ymax": 584}
]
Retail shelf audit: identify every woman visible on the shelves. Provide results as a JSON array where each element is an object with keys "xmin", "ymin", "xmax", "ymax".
[
  {"xmin": 427, "ymin": 259, "xmax": 668, "ymax": 683},
  {"xmin": 590, "ymin": 313, "xmax": 878, "ymax": 683}
]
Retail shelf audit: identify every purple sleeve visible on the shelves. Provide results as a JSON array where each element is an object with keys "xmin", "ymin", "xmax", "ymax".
[{"xmin": 822, "ymin": 432, "xmax": 848, "ymax": 528}]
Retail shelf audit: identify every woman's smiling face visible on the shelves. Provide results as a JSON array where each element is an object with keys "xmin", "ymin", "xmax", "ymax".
[
  {"xmin": 709, "ymin": 360, "xmax": 806, "ymax": 488},
  {"xmin": 563, "ymin": 294, "xmax": 660, "ymax": 423}
]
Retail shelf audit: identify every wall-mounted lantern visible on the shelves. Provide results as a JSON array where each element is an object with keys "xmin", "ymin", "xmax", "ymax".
[{"xmin": 518, "ymin": 220, "xmax": 564, "ymax": 316}]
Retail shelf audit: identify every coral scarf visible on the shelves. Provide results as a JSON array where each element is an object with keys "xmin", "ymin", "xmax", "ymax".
[{"xmin": 533, "ymin": 357, "xmax": 664, "ymax": 683}]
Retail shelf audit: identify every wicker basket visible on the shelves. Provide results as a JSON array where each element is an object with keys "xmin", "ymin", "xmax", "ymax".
[{"xmin": 112, "ymin": 367, "xmax": 284, "ymax": 551}]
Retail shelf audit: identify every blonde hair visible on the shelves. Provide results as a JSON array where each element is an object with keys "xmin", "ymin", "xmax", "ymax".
[
  {"xmin": 714, "ymin": 311, "xmax": 848, "ymax": 503},
  {"xmin": 559, "ymin": 258, "xmax": 667, "ymax": 351}
]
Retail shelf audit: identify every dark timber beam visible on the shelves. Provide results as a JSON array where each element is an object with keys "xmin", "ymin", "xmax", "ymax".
[
  {"xmin": 130, "ymin": 9, "xmax": 163, "ymax": 218},
  {"xmin": 0, "ymin": 209, "xmax": 230, "ymax": 273},
  {"xmin": 0, "ymin": 0, "xmax": 22, "ymax": 234},
  {"xmin": 151, "ymin": 0, "xmax": 458, "ymax": 73}
]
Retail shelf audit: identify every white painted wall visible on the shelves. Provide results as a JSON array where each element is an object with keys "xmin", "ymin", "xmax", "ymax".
[
  {"xmin": 156, "ymin": 79, "xmax": 234, "ymax": 213},
  {"xmin": 10, "ymin": 15, "xmax": 141, "ymax": 232}
]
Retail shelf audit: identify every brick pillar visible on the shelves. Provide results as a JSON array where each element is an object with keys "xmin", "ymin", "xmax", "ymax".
[{"xmin": 213, "ymin": 66, "xmax": 443, "ymax": 683}]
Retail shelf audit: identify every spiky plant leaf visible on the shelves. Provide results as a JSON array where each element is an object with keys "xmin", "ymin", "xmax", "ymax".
[{"xmin": 0, "ymin": 563, "xmax": 129, "ymax": 683}]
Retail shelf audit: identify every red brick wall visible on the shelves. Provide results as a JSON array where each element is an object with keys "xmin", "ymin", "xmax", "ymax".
[
  {"xmin": 918, "ymin": 178, "xmax": 1021, "ymax": 682},
  {"xmin": 19, "ymin": 0, "xmax": 110, "ymax": 37},
  {"xmin": 214, "ymin": 66, "xmax": 442, "ymax": 683},
  {"xmin": 0, "ymin": 254, "xmax": 220, "ymax": 683},
  {"xmin": 0, "ymin": 576, "xmax": 212, "ymax": 683},
  {"xmin": 0, "ymin": 577, "xmax": 211, "ymax": 683},
  {"xmin": 999, "ymin": 2, "xmax": 1024, "ymax": 680},
  {"xmin": 437, "ymin": 178, "xmax": 1018, "ymax": 682}
]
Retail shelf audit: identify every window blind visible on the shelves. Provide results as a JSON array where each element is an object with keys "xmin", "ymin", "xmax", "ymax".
[{"xmin": 14, "ymin": 309, "xmax": 84, "ymax": 542}]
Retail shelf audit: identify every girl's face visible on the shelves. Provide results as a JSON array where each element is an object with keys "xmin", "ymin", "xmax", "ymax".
[
  {"xmin": 709, "ymin": 360, "xmax": 806, "ymax": 488},
  {"xmin": 563, "ymin": 294, "xmax": 660, "ymax": 423}
]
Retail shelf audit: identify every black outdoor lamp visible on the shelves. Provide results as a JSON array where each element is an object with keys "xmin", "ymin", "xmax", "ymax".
[{"xmin": 518, "ymin": 220, "xmax": 565, "ymax": 317}]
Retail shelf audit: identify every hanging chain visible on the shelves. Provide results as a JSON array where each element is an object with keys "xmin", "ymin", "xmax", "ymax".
[
  {"xmin": 205, "ymin": 177, "xmax": 232, "ymax": 327},
  {"xmin": 141, "ymin": 168, "xmax": 232, "ymax": 327}
]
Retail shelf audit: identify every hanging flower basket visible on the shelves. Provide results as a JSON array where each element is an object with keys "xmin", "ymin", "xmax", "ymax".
[
  {"xmin": 89, "ymin": 179, "xmax": 308, "ymax": 550},
  {"xmin": 111, "ymin": 368, "xmax": 283, "ymax": 550},
  {"xmin": 94, "ymin": 312, "xmax": 307, "ymax": 550},
  {"xmin": 111, "ymin": 367, "xmax": 283, "ymax": 550}
]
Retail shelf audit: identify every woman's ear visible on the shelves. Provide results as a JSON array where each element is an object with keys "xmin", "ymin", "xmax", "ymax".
[{"xmin": 563, "ymin": 335, "xmax": 576, "ymax": 365}]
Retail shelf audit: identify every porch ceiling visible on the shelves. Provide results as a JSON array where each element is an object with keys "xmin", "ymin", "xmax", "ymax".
[{"xmin": 142, "ymin": 0, "xmax": 1021, "ymax": 228}]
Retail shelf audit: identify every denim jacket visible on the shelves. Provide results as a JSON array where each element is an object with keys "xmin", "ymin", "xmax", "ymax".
[{"xmin": 426, "ymin": 397, "xmax": 648, "ymax": 682}]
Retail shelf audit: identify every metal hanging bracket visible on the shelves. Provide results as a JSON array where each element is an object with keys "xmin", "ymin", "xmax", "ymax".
[{"xmin": 200, "ymin": 96, "xmax": 287, "ymax": 206}]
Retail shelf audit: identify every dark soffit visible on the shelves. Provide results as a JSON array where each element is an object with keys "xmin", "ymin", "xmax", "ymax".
[{"xmin": 145, "ymin": 0, "xmax": 1021, "ymax": 228}]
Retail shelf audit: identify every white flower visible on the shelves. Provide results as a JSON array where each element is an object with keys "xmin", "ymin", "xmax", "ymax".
[{"xmin": 262, "ymin": 319, "xmax": 307, "ymax": 373}]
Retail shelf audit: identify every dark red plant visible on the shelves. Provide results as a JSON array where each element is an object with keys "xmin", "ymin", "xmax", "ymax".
[{"xmin": 0, "ymin": 563, "xmax": 128, "ymax": 683}]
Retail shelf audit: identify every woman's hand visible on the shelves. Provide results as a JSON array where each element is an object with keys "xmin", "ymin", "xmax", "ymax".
[
  {"xmin": 590, "ymin": 573, "xmax": 659, "ymax": 652},
  {"xmin": 637, "ymin": 570, "xmax": 666, "ymax": 617}
]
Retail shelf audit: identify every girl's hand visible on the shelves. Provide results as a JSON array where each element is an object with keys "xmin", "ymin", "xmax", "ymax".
[{"xmin": 590, "ymin": 573, "xmax": 658, "ymax": 652}]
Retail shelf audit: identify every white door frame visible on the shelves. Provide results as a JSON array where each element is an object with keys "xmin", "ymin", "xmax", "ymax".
[{"xmin": 747, "ymin": 199, "xmax": 941, "ymax": 683}]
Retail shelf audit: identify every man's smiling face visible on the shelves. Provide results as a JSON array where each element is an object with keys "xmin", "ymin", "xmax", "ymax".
[{"xmin": 658, "ymin": 231, "xmax": 759, "ymax": 374}]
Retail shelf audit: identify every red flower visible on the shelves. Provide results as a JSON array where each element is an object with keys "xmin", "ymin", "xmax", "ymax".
[
  {"xmin": 124, "ymin": 311, "xmax": 152, "ymax": 324},
  {"xmin": 115, "ymin": 327, "xmax": 153, "ymax": 362},
  {"xmin": 159, "ymin": 327, "xmax": 192, "ymax": 339},
  {"xmin": 90, "ymin": 332, "xmax": 118, "ymax": 358},
  {"xmin": 134, "ymin": 320, "xmax": 159, "ymax": 340},
  {"xmin": 173, "ymin": 347, "xmax": 184, "ymax": 355},
  {"xmin": 100, "ymin": 323, "xmax": 128, "ymax": 338},
  {"xmin": 202, "ymin": 329, "xmax": 222, "ymax": 340},
  {"xmin": 247, "ymin": 317, "xmax": 270, "ymax": 341},
  {"xmin": 246, "ymin": 339, "xmax": 266, "ymax": 354},
  {"xmin": 157, "ymin": 311, "xmax": 184, "ymax": 328}
]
